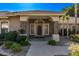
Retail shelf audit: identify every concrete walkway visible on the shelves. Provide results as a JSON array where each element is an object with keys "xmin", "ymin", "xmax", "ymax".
[
  {"xmin": 58, "ymin": 36, "xmax": 70, "ymax": 46},
  {"xmin": 26, "ymin": 41, "xmax": 68, "ymax": 56}
]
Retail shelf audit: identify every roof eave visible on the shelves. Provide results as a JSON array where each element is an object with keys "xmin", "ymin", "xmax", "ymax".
[{"xmin": 7, "ymin": 13, "xmax": 65, "ymax": 16}]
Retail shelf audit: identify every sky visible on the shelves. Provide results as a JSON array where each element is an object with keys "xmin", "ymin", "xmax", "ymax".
[{"xmin": 0, "ymin": 3, "xmax": 73, "ymax": 12}]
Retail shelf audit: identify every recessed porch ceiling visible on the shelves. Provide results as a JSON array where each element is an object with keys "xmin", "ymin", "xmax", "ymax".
[
  {"xmin": 28, "ymin": 16, "xmax": 53, "ymax": 23},
  {"xmin": 28, "ymin": 16, "xmax": 51, "ymax": 19}
]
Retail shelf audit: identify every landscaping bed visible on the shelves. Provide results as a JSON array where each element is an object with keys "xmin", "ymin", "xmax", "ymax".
[
  {"xmin": 0, "ymin": 31, "xmax": 31, "ymax": 56},
  {"xmin": 69, "ymin": 34, "xmax": 79, "ymax": 43},
  {"xmin": 1, "ymin": 44, "xmax": 30, "ymax": 56},
  {"xmin": 68, "ymin": 34, "xmax": 79, "ymax": 56}
]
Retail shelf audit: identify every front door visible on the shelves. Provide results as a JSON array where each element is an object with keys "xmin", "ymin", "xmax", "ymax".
[
  {"xmin": 37, "ymin": 25, "xmax": 42, "ymax": 35},
  {"xmin": 30, "ymin": 23, "xmax": 49, "ymax": 36}
]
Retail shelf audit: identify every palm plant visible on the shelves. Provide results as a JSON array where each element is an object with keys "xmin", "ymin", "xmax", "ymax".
[
  {"xmin": 59, "ymin": 5, "xmax": 74, "ymax": 37},
  {"xmin": 66, "ymin": 15, "xmax": 70, "ymax": 37},
  {"xmin": 59, "ymin": 15, "xmax": 70, "ymax": 37},
  {"xmin": 59, "ymin": 15, "xmax": 65, "ymax": 36}
]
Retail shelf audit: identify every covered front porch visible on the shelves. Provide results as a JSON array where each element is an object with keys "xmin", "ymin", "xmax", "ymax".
[{"xmin": 20, "ymin": 16, "xmax": 60, "ymax": 41}]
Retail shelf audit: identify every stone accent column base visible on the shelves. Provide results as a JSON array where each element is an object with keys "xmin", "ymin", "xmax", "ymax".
[{"xmin": 52, "ymin": 34, "xmax": 60, "ymax": 42}]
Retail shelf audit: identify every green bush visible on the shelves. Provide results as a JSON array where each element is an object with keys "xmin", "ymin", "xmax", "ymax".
[
  {"xmin": 4, "ymin": 41, "xmax": 13, "ymax": 49},
  {"xmin": 0, "ymin": 41, "xmax": 3, "ymax": 46},
  {"xmin": 19, "ymin": 40, "xmax": 30, "ymax": 46},
  {"xmin": 0, "ymin": 33, "xmax": 5, "ymax": 40},
  {"xmin": 5, "ymin": 31, "xmax": 18, "ymax": 41},
  {"xmin": 48, "ymin": 40, "xmax": 56, "ymax": 45},
  {"xmin": 70, "ymin": 34, "xmax": 79, "ymax": 42},
  {"xmin": 10, "ymin": 42, "xmax": 22, "ymax": 52},
  {"xmin": 4, "ymin": 41, "xmax": 22, "ymax": 52},
  {"xmin": 18, "ymin": 29, "xmax": 25, "ymax": 34},
  {"xmin": 0, "ymin": 33, "xmax": 5, "ymax": 45},
  {"xmin": 17, "ymin": 36, "xmax": 30, "ymax": 46}
]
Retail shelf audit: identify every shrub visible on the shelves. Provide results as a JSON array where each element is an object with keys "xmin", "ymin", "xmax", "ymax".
[
  {"xmin": 5, "ymin": 31, "xmax": 18, "ymax": 41},
  {"xmin": 0, "ymin": 33, "xmax": 5, "ymax": 45},
  {"xmin": 0, "ymin": 33, "xmax": 5, "ymax": 40},
  {"xmin": 68, "ymin": 43, "xmax": 79, "ymax": 56},
  {"xmin": 10, "ymin": 42, "xmax": 22, "ymax": 52},
  {"xmin": 0, "ymin": 41, "xmax": 3, "ymax": 46},
  {"xmin": 19, "ymin": 40, "xmax": 30, "ymax": 46},
  {"xmin": 70, "ymin": 34, "xmax": 79, "ymax": 42},
  {"xmin": 4, "ymin": 41, "xmax": 13, "ymax": 49},
  {"xmin": 18, "ymin": 29, "xmax": 25, "ymax": 34},
  {"xmin": 4, "ymin": 41, "xmax": 22, "ymax": 52},
  {"xmin": 48, "ymin": 40, "xmax": 56, "ymax": 45},
  {"xmin": 17, "ymin": 36, "xmax": 30, "ymax": 46}
]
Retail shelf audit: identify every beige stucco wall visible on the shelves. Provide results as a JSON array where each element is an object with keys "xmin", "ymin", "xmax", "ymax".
[
  {"xmin": 1, "ymin": 15, "xmax": 79, "ymax": 35},
  {"xmin": 59, "ymin": 17, "xmax": 79, "ymax": 31},
  {"xmin": 20, "ymin": 16, "xmax": 28, "ymax": 21},
  {"xmin": 51, "ymin": 17, "xmax": 59, "ymax": 21},
  {"xmin": 0, "ymin": 16, "xmax": 28, "ymax": 33},
  {"xmin": 59, "ymin": 17, "xmax": 79, "ymax": 24},
  {"xmin": 8, "ymin": 16, "xmax": 20, "ymax": 31}
]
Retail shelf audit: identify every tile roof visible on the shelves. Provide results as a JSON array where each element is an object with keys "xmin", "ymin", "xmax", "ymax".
[{"xmin": 13, "ymin": 10, "xmax": 64, "ymax": 15}]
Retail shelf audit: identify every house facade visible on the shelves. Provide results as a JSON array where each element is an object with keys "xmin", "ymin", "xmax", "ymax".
[{"xmin": 0, "ymin": 10, "xmax": 79, "ymax": 41}]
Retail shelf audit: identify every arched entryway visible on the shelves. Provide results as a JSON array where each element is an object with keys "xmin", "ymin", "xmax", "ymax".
[{"xmin": 30, "ymin": 19, "xmax": 49, "ymax": 36}]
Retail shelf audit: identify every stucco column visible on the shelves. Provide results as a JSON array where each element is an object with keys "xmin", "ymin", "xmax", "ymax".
[
  {"xmin": 20, "ymin": 16, "xmax": 29, "ymax": 37},
  {"xmin": 51, "ymin": 17, "xmax": 60, "ymax": 42},
  {"xmin": 53, "ymin": 21, "xmax": 59, "ymax": 34},
  {"xmin": 53, "ymin": 21, "xmax": 59, "ymax": 42},
  {"xmin": 27, "ymin": 18, "xmax": 30, "ymax": 39},
  {"xmin": 0, "ymin": 21, "xmax": 1, "ymax": 33}
]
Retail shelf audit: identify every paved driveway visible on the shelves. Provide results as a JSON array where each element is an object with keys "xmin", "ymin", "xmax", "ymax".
[{"xmin": 26, "ymin": 41, "xmax": 68, "ymax": 56}]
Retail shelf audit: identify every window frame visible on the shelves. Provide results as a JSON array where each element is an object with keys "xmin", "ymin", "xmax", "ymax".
[
  {"xmin": 43, "ymin": 23, "xmax": 49, "ymax": 35},
  {"xmin": 30, "ymin": 23, "xmax": 35, "ymax": 35},
  {"xmin": 0, "ymin": 20, "xmax": 9, "ymax": 33}
]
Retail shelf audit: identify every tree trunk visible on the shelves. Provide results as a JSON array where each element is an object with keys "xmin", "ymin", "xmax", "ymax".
[
  {"xmin": 67, "ymin": 20, "xmax": 69, "ymax": 38},
  {"xmin": 75, "ymin": 3, "xmax": 77, "ymax": 34},
  {"xmin": 62, "ymin": 21, "xmax": 64, "ymax": 36}
]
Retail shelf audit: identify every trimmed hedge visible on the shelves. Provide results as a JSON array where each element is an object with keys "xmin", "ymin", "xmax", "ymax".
[{"xmin": 48, "ymin": 40, "xmax": 56, "ymax": 45}]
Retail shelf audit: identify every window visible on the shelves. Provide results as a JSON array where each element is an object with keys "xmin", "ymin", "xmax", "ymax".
[
  {"xmin": 20, "ymin": 21, "xmax": 27, "ymax": 34},
  {"xmin": 30, "ymin": 24, "xmax": 35, "ymax": 35},
  {"xmin": 70, "ymin": 25, "xmax": 75, "ymax": 31},
  {"xmin": 43, "ymin": 24, "xmax": 49, "ymax": 35},
  {"xmin": 1, "ymin": 22, "xmax": 9, "ymax": 33}
]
